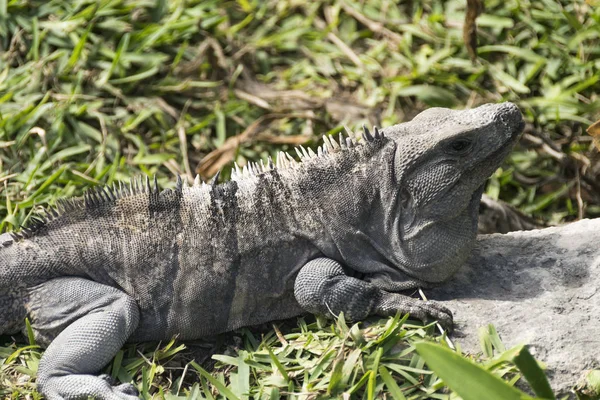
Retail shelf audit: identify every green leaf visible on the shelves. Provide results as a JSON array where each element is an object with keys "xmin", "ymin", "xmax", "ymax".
[
  {"xmin": 190, "ymin": 361, "xmax": 241, "ymax": 400},
  {"xmin": 521, "ymin": 184, "xmax": 572, "ymax": 213},
  {"xmin": 4, "ymin": 344, "xmax": 40, "ymax": 366},
  {"xmin": 478, "ymin": 45, "xmax": 545, "ymax": 63},
  {"xmin": 132, "ymin": 153, "xmax": 173, "ymax": 165},
  {"xmin": 232, "ymin": 351, "xmax": 250, "ymax": 399},
  {"xmin": 109, "ymin": 66, "xmax": 160, "ymax": 84},
  {"xmin": 485, "ymin": 344, "xmax": 526, "ymax": 370},
  {"xmin": 378, "ymin": 366, "xmax": 407, "ymax": 400},
  {"xmin": 25, "ymin": 318, "xmax": 36, "ymax": 346},
  {"xmin": 367, "ymin": 347, "xmax": 383, "ymax": 400},
  {"xmin": 414, "ymin": 341, "xmax": 534, "ymax": 400},
  {"xmin": 267, "ymin": 347, "xmax": 289, "ymax": 382},
  {"xmin": 347, "ymin": 371, "xmax": 372, "ymax": 395},
  {"xmin": 40, "ymin": 144, "xmax": 92, "ymax": 172},
  {"xmin": 98, "ymin": 32, "xmax": 130, "ymax": 85},
  {"xmin": 396, "ymin": 85, "xmax": 458, "ymax": 107},
  {"xmin": 18, "ymin": 165, "xmax": 68, "ymax": 208},
  {"xmin": 477, "ymin": 14, "xmax": 514, "ymax": 29},
  {"xmin": 513, "ymin": 346, "xmax": 555, "ymax": 399},
  {"xmin": 478, "ymin": 326, "xmax": 493, "ymax": 358},
  {"xmin": 341, "ymin": 348, "xmax": 362, "ymax": 386},
  {"xmin": 65, "ymin": 25, "xmax": 92, "ymax": 72},
  {"xmin": 585, "ymin": 370, "xmax": 600, "ymax": 394},
  {"xmin": 487, "ymin": 65, "xmax": 530, "ymax": 94},
  {"xmin": 111, "ymin": 350, "xmax": 124, "ymax": 380},
  {"xmin": 327, "ymin": 347, "xmax": 346, "ymax": 396}
]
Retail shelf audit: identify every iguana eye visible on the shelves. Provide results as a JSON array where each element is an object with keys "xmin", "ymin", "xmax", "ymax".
[{"xmin": 447, "ymin": 138, "xmax": 472, "ymax": 154}]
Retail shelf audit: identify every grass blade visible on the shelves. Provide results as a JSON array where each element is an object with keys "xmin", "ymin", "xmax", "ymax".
[
  {"xmin": 513, "ymin": 346, "xmax": 555, "ymax": 399},
  {"xmin": 190, "ymin": 361, "xmax": 241, "ymax": 400},
  {"xmin": 378, "ymin": 366, "xmax": 407, "ymax": 400},
  {"xmin": 415, "ymin": 341, "xmax": 534, "ymax": 400}
]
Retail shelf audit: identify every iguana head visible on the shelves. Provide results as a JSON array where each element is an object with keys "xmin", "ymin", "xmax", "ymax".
[
  {"xmin": 377, "ymin": 102, "xmax": 524, "ymax": 283},
  {"xmin": 292, "ymin": 102, "xmax": 523, "ymax": 287}
]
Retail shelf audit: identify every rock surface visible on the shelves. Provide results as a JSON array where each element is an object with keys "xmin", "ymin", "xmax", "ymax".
[{"xmin": 430, "ymin": 218, "xmax": 600, "ymax": 395}]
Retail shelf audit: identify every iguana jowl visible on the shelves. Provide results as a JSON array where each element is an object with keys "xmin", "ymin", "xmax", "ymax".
[{"xmin": 0, "ymin": 102, "xmax": 523, "ymax": 399}]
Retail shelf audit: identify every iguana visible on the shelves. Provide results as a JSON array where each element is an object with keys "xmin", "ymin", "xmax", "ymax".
[{"xmin": 0, "ymin": 102, "xmax": 523, "ymax": 399}]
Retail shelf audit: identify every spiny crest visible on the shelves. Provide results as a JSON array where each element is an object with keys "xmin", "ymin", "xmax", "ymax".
[
  {"xmin": 7, "ymin": 175, "xmax": 183, "ymax": 243},
  {"xmin": 82, "ymin": 175, "xmax": 171, "ymax": 208},
  {"xmin": 4, "ymin": 125, "xmax": 385, "ymax": 243},
  {"xmin": 230, "ymin": 125, "xmax": 384, "ymax": 181},
  {"xmin": 0, "ymin": 232, "xmax": 13, "ymax": 248},
  {"xmin": 8, "ymin": 215, "xmax": 46, "ymax": 241}
]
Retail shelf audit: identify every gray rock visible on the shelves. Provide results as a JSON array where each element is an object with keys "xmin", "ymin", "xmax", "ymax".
[{"xmin": 431, "ymin": 218, "xmax": 600, "ymax": 395}]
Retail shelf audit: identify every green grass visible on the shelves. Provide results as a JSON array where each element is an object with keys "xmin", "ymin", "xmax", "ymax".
[
  {"xmin": 1, "ymin": 0, "xmax": 600, "ymax": 398},
  {"xmin": 1, "ymin": 314, "xmax": 553, "ymax": 399}
]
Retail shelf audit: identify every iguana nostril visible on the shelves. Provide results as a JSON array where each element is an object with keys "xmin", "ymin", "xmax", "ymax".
[{"xmin": 496, "ymin": 102, "xmax": 523, "ymax": 135}]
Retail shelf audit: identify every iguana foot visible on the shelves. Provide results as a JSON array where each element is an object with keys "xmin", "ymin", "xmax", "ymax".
[
  {"xmin": 40, "ymin": 375, "xmax": 139, "ymax": 400},
  {"xmin": 376, "ymin": 293, "xmax": 453, "ymax": 329},
  {"xmin": 295, "ymin": 257, "xmax": 454, "ymax": 329}
]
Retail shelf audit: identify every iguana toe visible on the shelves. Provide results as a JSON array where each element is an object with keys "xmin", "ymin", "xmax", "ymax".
[
  {"xmin": 377, "ymin": 293, "xmax": 454, "ymax": 329},
  {"xmin": 417, "ymin": 300, "xmax": 454, "ymax": 330}
]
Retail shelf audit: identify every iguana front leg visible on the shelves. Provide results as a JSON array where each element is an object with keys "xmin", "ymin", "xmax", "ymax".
[
  {"xmin": 294, "ymin": 258, "xmax": 453, "ymax": 327},
  {"xmin": 28, "ymin": 277, "xmax": 140, "ymax": 400}
]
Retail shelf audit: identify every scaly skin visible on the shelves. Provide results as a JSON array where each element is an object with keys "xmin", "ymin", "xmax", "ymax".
[{"xmin": 0, "ymin": 102, "xmax": 523, "ymax": 399}]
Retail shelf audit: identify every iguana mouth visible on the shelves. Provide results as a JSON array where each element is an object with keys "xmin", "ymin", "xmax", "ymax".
[{"xmin": 481, "ymin": 129, "xmax": 522, "ymax": 167}]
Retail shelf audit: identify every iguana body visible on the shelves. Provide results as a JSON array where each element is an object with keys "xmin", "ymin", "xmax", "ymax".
[{"xmin": 0, "ymin": 103, "xmax": 523, "ymax": 399}]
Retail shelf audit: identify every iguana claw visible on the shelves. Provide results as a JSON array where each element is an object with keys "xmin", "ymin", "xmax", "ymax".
[{"xmin": 376, "ymin": 293, "xmax": 454, "ymax": 330}]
